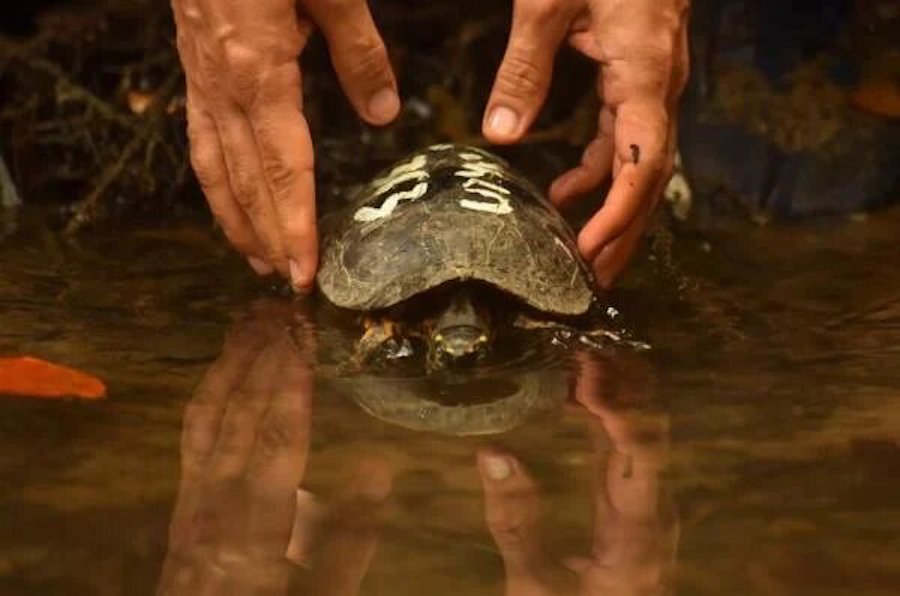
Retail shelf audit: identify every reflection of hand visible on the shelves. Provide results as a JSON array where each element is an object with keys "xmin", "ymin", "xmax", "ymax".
[
  {"xmin": 171, "ymin": 0, "xmax": 399, "ymax": 290},
  {"xmin": 159, "ymin": 301, "xmax": 395, "ymax": 596},
  {"xmin": 477, "ymin": 352, "xmax": 677, "ymax": 595},
  {"xmin": 483, "ymin": 0, "xmax": 690, "ymax": 287},
  {"xmin": 159, "ymin": 302, "xmax": 314, "ymax": 595}
]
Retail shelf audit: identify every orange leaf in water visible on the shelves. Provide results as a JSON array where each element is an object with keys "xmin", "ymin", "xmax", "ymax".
[{"xmin": 0, "ymin": 356, "xmax": 107, "ymax": 400}]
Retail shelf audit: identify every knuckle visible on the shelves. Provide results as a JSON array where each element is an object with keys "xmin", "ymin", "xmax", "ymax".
[
  {"xmin": 231, "ymin": 174, "xmax": 259, "ymax": 211},
  {"xmin": 496, "ymin": 51, "xmax": 545, "ymax": 98},
  {"xmin": 255, "ymin": 408, "xmax": 301, "ymax": 454},
  {"xmin": 221, "ymin": 42, "xmax": 267, "ymax": 102},
  {"xmin": 187, "ymin": 141, "xmax": 225, "ymax": 191},
  {"xmin": 261, "ymin": 153, "xmax": 300, "ymax": 198}
]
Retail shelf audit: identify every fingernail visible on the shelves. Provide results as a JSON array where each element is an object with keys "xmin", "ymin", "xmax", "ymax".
[
  {"xmin": 248, "ymin": 256, "xmax": 274, "ymax": 275},
  {"xmin": 480, "ymin": 454, "xmax": 512, "ymax": 481},
  {"xmin": 487, "ymin": 106, "xmax": 519, "ymax": 138},
  {"xmin": 289, "ymin": 259, "xmax": 312, "ymax": 292},
  {"xmin": 368, "ymin": 88, "xmax": 400, "ymax": 123}
]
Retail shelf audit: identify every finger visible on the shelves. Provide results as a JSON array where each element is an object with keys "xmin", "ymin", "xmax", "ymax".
[
  {"xmin": 207, "ymin": 337, "xmax": 277, "ymax": 484},
  {"xmin": 247, "ymin": 64, "xmax": 319, "ymax": 291},
  {"xmin": 478, "ymin": 449, "xmax": 577, "ymax": 593},
  {"xmin": 180, "ymin": 314, "xmax": 273, "ymax": 479},
  {"xmin": 167, "ymin": 314, "xmax": 270, "ymax": 559},
  {"xmin": 477, "ymin": 449, "xmax": 543, "ymax": 572},
  {"xmin": 483, "ymin": 0, "xmax": 576, "ymax": 143},
  {"xmin": 213, "ymin": 107, "xmax": 291, "ymax": 278},
  {"xmin": 591, "ymin": 207, "xmax": 648, "ymax": 288},
  {"xmin": 549, "ymin": 105, "xmax": 615, "ymax": 205},
  {"xmin": 309, "ymin": 458, "xmax": 393, "ymax": 596},
  {"xmin": 576, "ymin": 99, "xmax": 668, "ymax": 263},
  {"xmin": 185, "ymin": 89, "xmax": 271, "ymax": 274},
  {"xmin": 592, "ymin": 114, "xmax": 676, "ymax": 287},
  {"xmin": 246, "ymin": 332, "xmax": 314, "ymax": 499},
  {"xmin": 306, "ymin": 0, "xmax": 400, "ymax": 125},
  {"xmin": 225, "ymin": 331, "xmax": 315, "ymax": 562}
]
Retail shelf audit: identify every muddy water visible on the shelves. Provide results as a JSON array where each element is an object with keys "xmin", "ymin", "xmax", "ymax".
[{"xmin": 1, "ymin": 205, "xmax": 899, "ymax": 595}]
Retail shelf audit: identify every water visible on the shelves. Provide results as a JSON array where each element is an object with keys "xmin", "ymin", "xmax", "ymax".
[{"xmin": 1, "ymin": 205, "xmax": 899, "ymax": 595}]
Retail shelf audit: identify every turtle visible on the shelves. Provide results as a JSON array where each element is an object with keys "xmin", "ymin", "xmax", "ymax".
[{"xmin": 316, "ymin": 143, "xmax": 610, "ymax": 372}]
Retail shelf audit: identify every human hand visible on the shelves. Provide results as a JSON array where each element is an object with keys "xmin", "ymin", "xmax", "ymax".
[
  {"xmin": 158, "ymin": 301, "xmax": 394, "ymax": 595},
  {"xmin": 158, "ymin": 301, "xmax": 315, "ymax": 595},
  {"xmin": 482, "ymin": 0, "xmax": 690, "ymax": 287},
  {"xmin": 476, "ymin": 352, "xmax": 677, "ymax": 595},
  {"xmin": 172, "ymin": 0, "xmax": 400, "ymax": 291}
]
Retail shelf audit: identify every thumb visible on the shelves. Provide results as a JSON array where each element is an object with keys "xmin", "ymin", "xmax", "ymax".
[
  {"xmin": 306, "ymin": 0, "xmax": 400, "ymax": 125},
  {"xmin": 482, "ymin": 0, "xmax": 575, "ymax": 143}
]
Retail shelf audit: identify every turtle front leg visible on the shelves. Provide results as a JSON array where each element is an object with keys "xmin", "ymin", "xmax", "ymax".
[{"xmin": 354, "ymin": 315, "xmax": 414, "ymax": 365}]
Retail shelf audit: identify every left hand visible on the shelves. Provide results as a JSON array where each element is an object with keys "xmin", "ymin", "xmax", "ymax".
[
  {"xmin": 158, "ymin": 301, "xmax": 315, "ymax": 595},
  {"xmin": 158, "ymin": 301, "xmax": 393, "ymax": 596},
  {"xmin": 482, "ymin": 0, "xmax": 690, "ymax": 287}
]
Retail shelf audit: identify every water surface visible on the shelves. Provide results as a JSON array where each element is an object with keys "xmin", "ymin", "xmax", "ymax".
[{"xmin": 1, "ymin": 206, "xmax": 899, "ymax": 595}]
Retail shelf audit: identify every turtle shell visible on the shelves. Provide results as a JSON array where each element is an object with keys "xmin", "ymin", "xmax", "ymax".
[{"xmin": 317, "ymin": 144, "xmax": 594, "ymax": 315}]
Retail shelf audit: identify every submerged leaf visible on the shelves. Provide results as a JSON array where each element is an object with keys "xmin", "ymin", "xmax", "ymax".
[{"xmin": 0, "ymin": 356, "xmax": 107, "ymax": 400}]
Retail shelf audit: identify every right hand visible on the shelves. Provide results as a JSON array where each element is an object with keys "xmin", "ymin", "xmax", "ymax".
[
  {"xmin": 171, "ymin": 0, "xmax": 400, "ymax": 291},
  {"xmin": 477, "ymin": 352, "xmax": 677, "ymax": 596}
]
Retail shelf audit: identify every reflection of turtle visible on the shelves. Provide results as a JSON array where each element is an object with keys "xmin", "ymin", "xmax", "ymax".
[
  {"xmin": 342, "ymin": 367, "xmax": 568, "ymax": 436},
  {"xmin": 317, "ymin": 144, "xmax": 597, "ymax": 371}
]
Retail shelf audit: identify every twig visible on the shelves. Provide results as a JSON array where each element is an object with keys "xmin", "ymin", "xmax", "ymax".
[
  {"xmin": 63, "ymin": 70, "xmax": 182, "ymax": 235},
  {"xmin": 0, "ymin": 36, "xmax": 142, "ymax": 135}
]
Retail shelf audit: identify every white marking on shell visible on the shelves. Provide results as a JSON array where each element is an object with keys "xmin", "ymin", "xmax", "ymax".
[
  {"xmin": 459, "ymin": 185, "xmax": 513, "ymax": 214},
  {"xmin": 465, "ymin": 177, "xmax": 509, "ymax": 195},
  {"xmin": 459, "ymin": 151, "xmax": 486, "ymax": 161},
  {"xmin": 370, "ymin": 170, "xmax": 428, "ymax": 196},
  {"xmin": 353, "ymin": 182, "xmax": 429, "ymax": 222},
  {"xmin": 454, "ymin": 158, "xmax": 514, "ymax": 215},
  {"xmin": 459, "ymin": 197, "xmax": 513, "ymax": 214},
  {"xmin": 453, "ymin": 160, "xmax": 506, "ymax": 178},
  {"xmin": 429, "ymin": 143, "xmax": 454, "ymax": 151},
  {"xmin": 369, "ymin": 154, "xmax": 428, "ymax": 193}
]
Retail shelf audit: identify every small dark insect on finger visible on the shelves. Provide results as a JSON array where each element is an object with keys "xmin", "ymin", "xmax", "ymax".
[{"xmin": 629, "ymin": 143, "xmax": 641, "ymax": 164}]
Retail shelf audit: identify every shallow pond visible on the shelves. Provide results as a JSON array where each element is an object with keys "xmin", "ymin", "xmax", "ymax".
[{"xmin": 1, "ymin": 203, "xmax": 899, "ymax": 595}]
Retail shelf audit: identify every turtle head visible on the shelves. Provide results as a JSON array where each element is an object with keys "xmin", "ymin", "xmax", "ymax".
[
  {"xmin": 429, "ymin": 326, "xmax": 490, "ymax": 368},
  {"xmin": 426, "ymin": 287, "xmax": 492, "ymax": 370}
]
